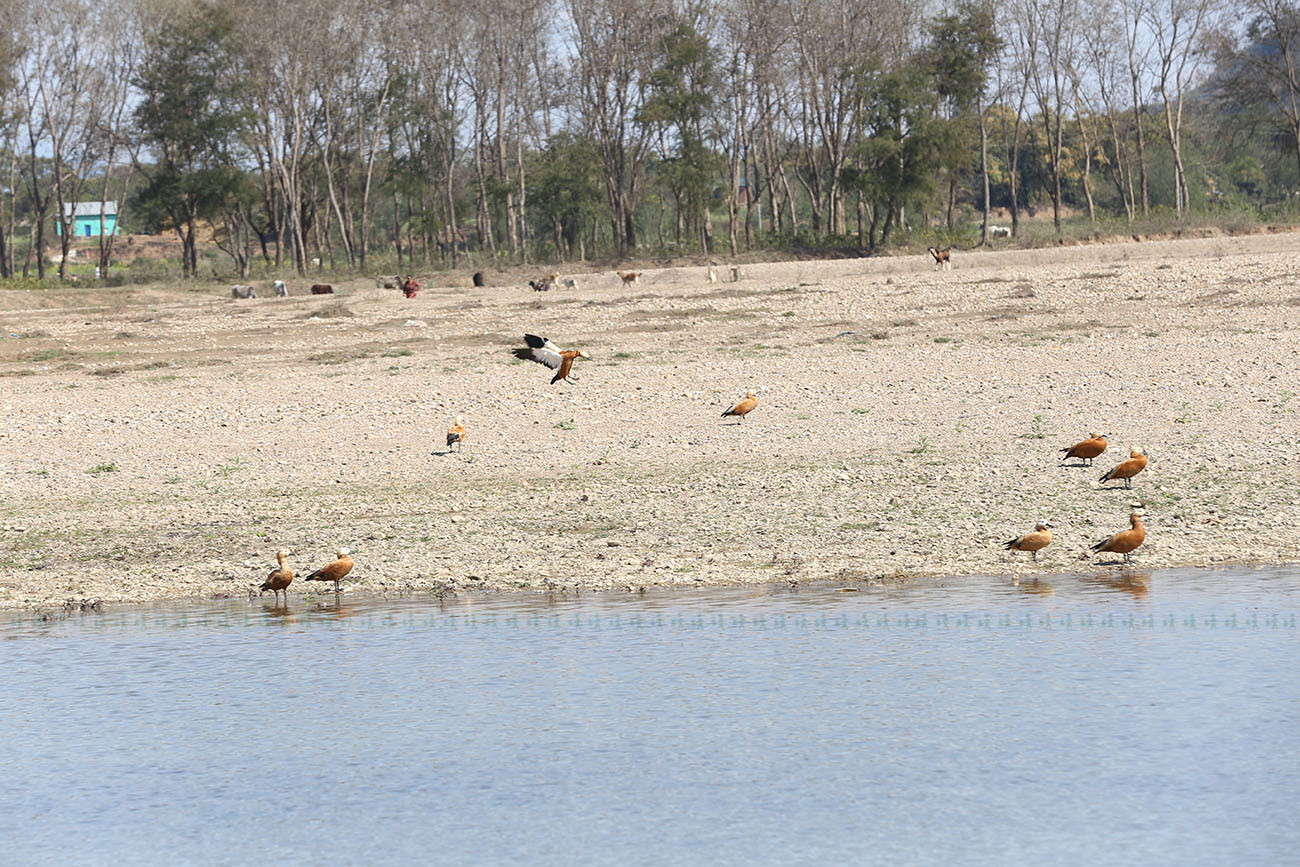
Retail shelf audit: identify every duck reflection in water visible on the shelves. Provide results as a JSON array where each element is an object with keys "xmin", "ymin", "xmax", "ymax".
[
  {"xmin": 260, "ymin": 603, "xmax": 298, "ymax": 625},
  {"xmin": 1085, "ymin": 571, "xmax": 1151, "ymax": 599},
  {"xmin": 1014, "ymin": 578, "xmax": 1056, "ymax": 597},
  {"xmin": 315, "ymin": 598, "xmax": 357, "ymax": 619}
]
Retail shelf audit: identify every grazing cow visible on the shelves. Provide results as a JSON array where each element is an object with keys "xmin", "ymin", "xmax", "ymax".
[
  {"xmin": 472, "ymin": 271, "xmax": 486, "ymax": 287},
  {"xmin": 272, "ymin": 280, "xmax": 288, "ymax": 297},
  {"xmin": 310, "ymin": 283, "xmax": 334, "ymax": 295},
  {"xmin": 231, "ymin": 284, "xmax": 257, "ymax": 299},
  {"xmin": 377, "ymin": 275, "xmax": 399, "ymax": 289}
]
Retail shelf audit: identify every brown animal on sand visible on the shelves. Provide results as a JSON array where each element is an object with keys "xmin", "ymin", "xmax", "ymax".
[
  {"xmin": 722, "ymin": 391, "xmax": 758, "ymax": 423},
  {"xmin": 447, "ymin": 415, "xmax": 467, "ymax": 452},
  {"xmin": 617, "ymin": 270, "xmax": 640, "ymax": 285},
  {"xmin": 1004, "ymin": 523, "xmax": 1053, "ymax": 562},
  {"xmin": 304, "ymin": 548, "xmax": 354, "ymax": 592},
  {"xmin": 512, "ymin": 334, "xmax": 590, "ymax": 385},
  {"xmin": 260, "ymin": 549, "xmax": 294, "ymax": 602},
  {"xmin": 1090, "ymin": 510, "xmax": 1146, "ymax": 563},
  {"xmin": 1100, "ymin": 448, "xmax": 1147, "ymax": 489},
  {"xmin": 310, "ymin": 284, "xmax": 334, "ymax": 295},
  {"xmin": 928, "ymin": 247, "xmax": 952, "ymax": 271},
  {"xmin": 1061, "ymin": 433, "xmax": 1108, "ymax": 466}
]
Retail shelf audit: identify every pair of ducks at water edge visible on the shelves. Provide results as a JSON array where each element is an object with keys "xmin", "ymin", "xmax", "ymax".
[{"xmin": 259, "ymin": 548, "xmax": 352, "ymax": 602}]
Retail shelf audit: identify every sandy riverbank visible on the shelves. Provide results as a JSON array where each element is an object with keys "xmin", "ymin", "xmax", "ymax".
[{"xmin": 1, "ymin": 232, "xmax": 1297, "ymax": 609}]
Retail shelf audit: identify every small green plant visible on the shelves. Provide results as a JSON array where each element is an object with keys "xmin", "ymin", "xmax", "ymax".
[
  {"xmin": 955, "ymin": 419, "xmax": 967, "ymax": 434},
  {"xmin": 1274, "ymin": 390, "xmax": 1294, "ymax": 412},
  {"xmin": 933, "ymin": 336, "xmax": 957, "ymax": 344},
  {"xmin": 555, "ymin": 420, "xmax": 576, "ymax": 430},
  {"xmin": 164, "ymin": 476, "xmax": 182, "ymax": 484},
  {"xmin": 216, "ymin": 456, "xmax": 247, "ymax": 477},
  {"xmin": 86, "ymin": 462, "xmax": 119, "ymax": 475},
  {"xmin": 1173, "ymin": 401, "xmax": 1194, "ymax": 424},
  {"xmin": 382, "ymin": 348, "xmax": 414, "ymax": 358},
  {"xmin": 612, "ymin": 351, "xmax": 635, "ymax": 359},
  {"xmin": 796, "ymin": 413, "xmax": 811, "ymax": 420},
  {"xmin": 27, "ymin": 468, "xmax": 49, "ymax": 477},
  {"xmin": 1022, "ymin": 413, "xmax": 1047, "ymax": 439},
  {"xmin": 1143, "ymin": 330, "xmax": 1160, "ymax": 337},
  {"xmin": 628, "ymin": 440, "xmax": 641, "ymax": 449},
  {"xmin": 851, "ymin": 407, "xmax": 870, "ymax": 414},
  {"xmin": 908, "ymin": 435, "xmax": 932, "ymax": 454}
]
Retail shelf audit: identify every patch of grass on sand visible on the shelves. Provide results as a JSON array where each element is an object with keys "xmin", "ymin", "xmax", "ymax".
[
  {"xmin": 216, "ymin": 456, "xmax": 247, "ymax": 478},
  {"xmin": 908, "ymin": 435, "xmax": 932, "ymax": 454},
  {"xmin": 86, "ymin": 461, "xmax": 119, "ymax": 475},
  {"xmin": 25, "ymin": 348, "xmax": 72, "ymax": 362},
  {"xmin": 555, "ymin": 420, "xmax": 576, "ymax": 430},
  {"xmin": 308, "ymin": 348, "xmax": 373, "ymax": 365},
  {"xmin": 382, "ymin": 348, "xmax": 414, "ymax": 358}
]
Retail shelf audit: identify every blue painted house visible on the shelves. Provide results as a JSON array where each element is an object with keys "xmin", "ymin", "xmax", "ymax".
[{"xmin": 58, "ymin": 202, "xmax": 119, "ymax": 237}]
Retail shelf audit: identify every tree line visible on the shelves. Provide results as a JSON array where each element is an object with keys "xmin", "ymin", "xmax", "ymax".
[{"xmin": 0, "ymin": 0, "xmax": 1296, "ymax": 280}]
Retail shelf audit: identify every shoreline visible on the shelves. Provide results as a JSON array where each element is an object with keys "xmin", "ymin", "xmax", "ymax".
[
  {"xmin": 2, "ymin": 232, "xmax": 1298, "ymax": 610},
  {"xmin": 6, "ymin": 560, "xmax": 1296, "ymax": 620}
]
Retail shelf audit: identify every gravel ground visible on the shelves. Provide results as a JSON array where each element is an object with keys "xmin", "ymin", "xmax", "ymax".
[{"xmin": 1, "ymin": 231, "xmax": 1297, "ymax": 609}]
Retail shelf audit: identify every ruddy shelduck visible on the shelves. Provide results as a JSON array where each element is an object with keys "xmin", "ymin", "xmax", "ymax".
[
  {"xmin": 1100, "ymin": 448, "xmax": 1147, "ymax": 489},
  {"xmin": 304, "ymin": 548, "xmax": 354, "ymax": 592},
  {"xmin": 1061, "ymin": 433, "xmax": 1108, "ymax": 466},
  {"xmin": 722, "ymin": 391, "xmax": 758, "ymax": 423},
  {"xmin": 1090, "ymin": 510, "xmax": 1146, "ymax": 563},
  {"xmin": 447, "ymin": 416, "xmax": 467, "ymax": 452},
  {"xmin": 1004, "ymin": 522, "xmax": 1053, "ymax": 562},
  {"xmin": 260, "ymin": 549, "xmax": 294, "ymax": 602},
  {"xmin": 512, "ymin": 334, "xmax": 590, "ymax": 385}
]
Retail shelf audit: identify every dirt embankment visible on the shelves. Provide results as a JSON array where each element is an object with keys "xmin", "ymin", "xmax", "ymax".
[{"xmin": 1, "ymin": 232, "xmax": 1297, "ymax": 609}]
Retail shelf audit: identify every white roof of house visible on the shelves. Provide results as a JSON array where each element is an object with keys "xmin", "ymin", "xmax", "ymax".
[{"xmin": 63, "ymin": 201, "xmax": 117, "ymax": 218}]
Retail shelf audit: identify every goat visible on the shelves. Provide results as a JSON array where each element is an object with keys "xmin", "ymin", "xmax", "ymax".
[
  {"xmin": 707, "ymin": 266, "xmax": 718, "ymax": 284},
  {"xmin": 473, "ymin": 271, "xmax": 486, "ymax": 287},
  {"xmin": 617, "ymin": 270, "xmax": 640, "ymax": 286},
  {"xmin": 529, "ymin": 275, "xmax": 556, "ymax": 292},
  {"xmin": 928, "ymin": 247, "xmax": 952, "ymax": 271},
  {"xmin": 310, "ymin": 283, "xmax": 334, "ymax": 295},
  {"xmin": 729, "ymin": 265, "xmax": 742, "ymax": 282},
  {"xmin": 985, "ymin": 224, "xmax": 1011, "ymax": 239},
  {"xmin": 231, "ymin": 284, "xmax": 257, "ymax": 299},
  {"xmin": 272, "ymin": 280, "xmax": 288, "ymax": 297},
  {"xmin": 560, "ymin": 276, "xmax": 579, "ymax": 290},
  {"xmin": 377, "ymin": 275, "xmax": 399, "ymax": 289}
]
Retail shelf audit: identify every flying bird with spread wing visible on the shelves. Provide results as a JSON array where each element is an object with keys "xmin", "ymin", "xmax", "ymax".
[{"xmin": 512, "ymin": 334, "xmax": 590, "ymax": 385}]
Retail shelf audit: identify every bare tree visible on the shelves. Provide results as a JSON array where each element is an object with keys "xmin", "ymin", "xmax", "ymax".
[{"xmin": 1148, "ymin": 0, "xmax": 1220, "ymax": 215}]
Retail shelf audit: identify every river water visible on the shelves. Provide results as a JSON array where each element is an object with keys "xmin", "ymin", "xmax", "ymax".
[{"xmin": 2, "ymin": 566, "xmax": 1297, "ymax": 865}]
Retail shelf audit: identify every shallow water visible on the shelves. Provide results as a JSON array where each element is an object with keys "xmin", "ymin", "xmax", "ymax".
[{"xmin": 3, "ymin": 566, "xmax": 1298, "ymax": 866}]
